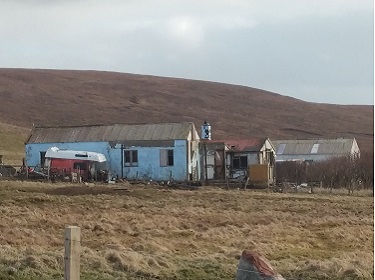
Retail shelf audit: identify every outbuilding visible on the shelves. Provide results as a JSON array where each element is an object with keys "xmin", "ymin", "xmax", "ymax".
[
  {"xmin": 25, "ymin": 122, "xmax": 200, "ymax": 182},
  {"xmin": 202, "ymin": 138, "xmax": 276, "ymax": 184},
  {"xmin": 272, "ymin": 138, "xmax": 360, "ymax": 162}
]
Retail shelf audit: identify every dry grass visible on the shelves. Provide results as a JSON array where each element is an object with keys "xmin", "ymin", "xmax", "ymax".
[
  {"xmin": 0, "ymin": 122, "xmax": 29, "ymax": 164},
  {"xmin": 0, "ymin": 180, "xmax": 373, "ymax": 279}
]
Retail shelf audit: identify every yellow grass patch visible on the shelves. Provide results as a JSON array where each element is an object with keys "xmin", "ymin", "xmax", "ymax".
[
  {"xmin": 0, "ymin": 122, "xmax": 29, "ymax": 164},
  {"xmin": 0, "ymin": 181, "xmax": 373, "ymax": 279}
]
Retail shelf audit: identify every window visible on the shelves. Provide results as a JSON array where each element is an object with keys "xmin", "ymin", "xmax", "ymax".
[
  {"xmin": 40, "ymin": 151, "xmax": 46, "ymax": 166},
  {"xmin": 124, "ymin": 150, "xmax": 138, "ymax": 166},
  {"xmin": 232, "ymin": 156, "xmax": 248, "ymax": 169},
  {"xmin": 310, "ymin": 144, "xmax": 319, "ymax": 154},
  {"xmin": 277, "ymin": 144, "xmax": 286, "ymax": 154},
  {"xmin": 160, "ymin": 149, "xmax": 174, "ymax": 166},
  {"xmin": 73, "ymin": 162, "xmax": 87, "ymax": 170}
]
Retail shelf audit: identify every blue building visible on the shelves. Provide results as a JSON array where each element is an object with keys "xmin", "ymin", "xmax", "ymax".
[{"xmin": 25, "ymin": 122, "xmax": 201, "ymax": 181}]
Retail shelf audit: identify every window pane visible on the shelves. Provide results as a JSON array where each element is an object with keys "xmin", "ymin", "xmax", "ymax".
[
  {"xmin": 160, "ymin": 149, "xmax": 167, "ymax": 166},
  {"xmin": 233, "ymin": 157, "xmax": 240, "ymax": 169},
  {"xmin": 124, "ymin": 150, "xmax": 138, "ymax": 166},
  {"xmin": 74, "ymin": 162, "xmax": 87, "ymax": 170},
  {"xmin": 240, "ymin": 156, "xmax": 248, "ymax": 168},
  {"xmin": 132, "ymin": 150, "xmax": 138, "ymax": 163},
  {"xmin": 124, "ymin": 151, "xmax": 131, "ymax": 163},
  {"xmin": 168, "ymin": 149, "xmax": 174, "ymax": 166},
  {"xmin": 40, "ymin": 151, "xmax": 46, "ymax": 166}
]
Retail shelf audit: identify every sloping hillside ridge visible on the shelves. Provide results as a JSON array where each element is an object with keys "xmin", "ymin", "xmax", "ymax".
[{"xmin": 0, "ymin": 68, "xmax": 373, "ymax": 152}]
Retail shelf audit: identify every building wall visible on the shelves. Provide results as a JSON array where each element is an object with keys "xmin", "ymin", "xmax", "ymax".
[
  {"xmin": 273, "ymin": 138, "xmax": 360, "ymax": 163},
  {"xmin": 275, "ymin": 154, "xmax": 347, "ymax": 162},
  {"xmin": 351, "ymin": 139, "xmax": 360, "ymax": 156},
  {"xmin": 259, "ymin": 140, "xmax": 276, "ymax": 164},
  {"xmin": 25, "ymin": 140, "xmax": 192, "ymax": 181},
  {"xmin": 202, "ymin": 142, "xmax": 226, "ymax": 180},
  {"xmin": 248, "ymin": 153, "xmax": 259, "ymax": 165},
  {"xmin": 206, "ymin": 150, "xmax": 215, "ymax": 179},
  {"xmin": 114, "ymin": 140, "xmax": 188, "ymax": 181}
]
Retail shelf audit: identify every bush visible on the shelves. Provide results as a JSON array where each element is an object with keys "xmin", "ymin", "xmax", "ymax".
[{"xmin": 276, "ymin": 152, "xmax": 374, "ymax": 190}]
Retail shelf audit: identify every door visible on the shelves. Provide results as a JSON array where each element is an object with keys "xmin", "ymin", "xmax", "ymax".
[{"xmin": 214, "ymin": 149, "xmax": 225, "ymax": 179}]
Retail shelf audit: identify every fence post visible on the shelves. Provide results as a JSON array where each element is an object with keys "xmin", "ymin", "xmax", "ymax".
[{"xmin": 64, "ymin": 226, "xmax": 81, "ymax": 280}]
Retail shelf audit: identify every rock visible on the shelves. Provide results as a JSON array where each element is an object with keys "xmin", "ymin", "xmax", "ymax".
[
  {"xmin": 7, "ymin": 266, "xmax": 17, "ymax": 275},
  {"xmin": 236, "ymin": 250, "xmax": 285, "ymax": 280}
]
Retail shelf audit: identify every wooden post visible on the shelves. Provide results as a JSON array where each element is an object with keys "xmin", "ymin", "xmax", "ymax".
[
  {"xmin": 244, "ymin": 177, "xmax": 249, "ymax": 190},
  {"xmin": 64, "ymin": 226, "xmax": 81, "ymax": 280}
]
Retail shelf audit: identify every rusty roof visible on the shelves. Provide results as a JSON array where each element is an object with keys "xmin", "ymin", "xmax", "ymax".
[
  {"xmin": 272, "ymin": 138, "xmax": 358, "ymax": 155},
  {"xmin": 207, "ymin": 138, "xmax": 267, "ymax": 152},
  {"xmin": 26, "ymin": 122, "xmax": 197, "ymax": 143}
]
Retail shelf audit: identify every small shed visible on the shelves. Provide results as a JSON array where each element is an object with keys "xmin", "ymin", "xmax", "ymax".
[
  {"xmin": 272, "ymin": 138, "xmax": 360, "ymax": 162},
  {"xmin": 202, "ymin": 138, "xmax": 276, "ymax": 181},
  {"xmin": 25, "ymin": 122, "xmax": 200, "ymax": 182}
]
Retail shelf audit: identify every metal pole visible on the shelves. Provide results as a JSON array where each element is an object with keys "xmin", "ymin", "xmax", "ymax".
[
  {"xmin": 121, "ymin": 144, "xmax": 124, "ymax": 179},
  {"xmin": 204, "ymin": 142, "xmax": 208, "ymax": 184}
]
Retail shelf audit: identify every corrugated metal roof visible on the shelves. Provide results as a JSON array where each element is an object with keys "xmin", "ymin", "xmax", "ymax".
[
  {"xmin": 272, "ymin": 138, "xmax": 356, "ymax": 155},
  {"xmin": 26, "ymin": 122, "xmax": 196, "ymax": 143}
]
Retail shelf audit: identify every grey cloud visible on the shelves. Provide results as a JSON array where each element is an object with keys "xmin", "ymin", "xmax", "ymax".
[{"xmin": 0, "ymin": 0, "xmax": 373, "ymax": 104}]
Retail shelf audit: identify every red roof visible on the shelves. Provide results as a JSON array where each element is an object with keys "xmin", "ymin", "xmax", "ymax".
[{"xmin": 207, "ymin": 138, "xmax": 266, "ymax": 152}]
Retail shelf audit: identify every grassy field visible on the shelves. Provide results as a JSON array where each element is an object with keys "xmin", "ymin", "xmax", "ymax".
[
  {"xmin": 0, "ymin": 181, "xmax": 373, "ymax": 280},
  {"xmin": 0, "ymin": 122, "xmax": 29, "ymax": 165}
]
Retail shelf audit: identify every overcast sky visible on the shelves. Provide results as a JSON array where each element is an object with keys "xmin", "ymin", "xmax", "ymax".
[{"xmin": 1, "ymin": 0, "xmax": 374, "ymax": 105}]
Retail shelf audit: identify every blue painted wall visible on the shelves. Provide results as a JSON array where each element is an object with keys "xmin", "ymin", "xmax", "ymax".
[
  {"xmin": 25, "ymin": 140, "xmax": 189, "ymax": 181},
  {"xmin": 26, "ymin": 141, "xmax": 109, "ymax": 166}
]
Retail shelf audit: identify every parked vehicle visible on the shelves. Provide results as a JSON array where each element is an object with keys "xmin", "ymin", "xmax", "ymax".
[{"xmin": 44, "ymin": 147, "xmax": 108, "ymax": 181}]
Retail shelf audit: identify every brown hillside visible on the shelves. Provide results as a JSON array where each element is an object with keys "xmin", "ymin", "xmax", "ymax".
[{"xmin": 0, "ymin": 68, "xmax": 373, "ymax": 151}]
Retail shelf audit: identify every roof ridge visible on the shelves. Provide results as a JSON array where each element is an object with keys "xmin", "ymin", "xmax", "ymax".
[
  {"xmin": 27, "ymin": 122, "xmax": 196, "ymax": 143},
  {"xmin": 33, "ymin": 121, "xmax": 195, "ymax": 129}
]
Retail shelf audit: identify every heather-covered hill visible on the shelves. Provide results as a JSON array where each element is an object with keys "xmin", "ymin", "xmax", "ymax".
[{"xmin": 0, "ymin": 68, "xmax": 373, "ymax": 152}]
